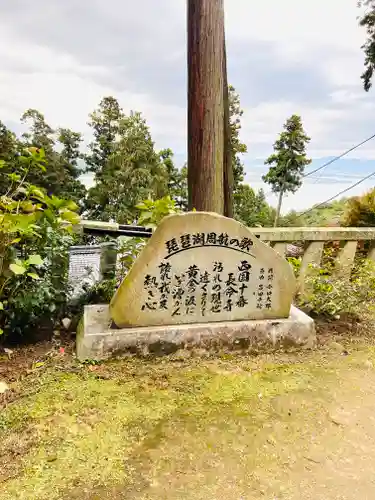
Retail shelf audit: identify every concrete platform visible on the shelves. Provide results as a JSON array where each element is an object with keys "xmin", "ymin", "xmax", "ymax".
[{"xmin": 76, "ymin": 304, "xmax": 316, "ymax": 361}]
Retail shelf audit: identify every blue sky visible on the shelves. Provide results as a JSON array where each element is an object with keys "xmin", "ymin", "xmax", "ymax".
[{"xmin": 1, "ymin": 0, "xmax": 375, "ymax": 213}]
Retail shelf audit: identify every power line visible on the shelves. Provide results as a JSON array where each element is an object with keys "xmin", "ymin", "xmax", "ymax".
[
  {"xmin": 303, "ymin": 132, "xmax": 375, "ymax": 179},
  {"xmin": 262, "ymin": 132, "xmax": 375, "ymax": 197},
  {"xmin": 298, "ymin": 169, "xmax": 375, "ymax": 217}
]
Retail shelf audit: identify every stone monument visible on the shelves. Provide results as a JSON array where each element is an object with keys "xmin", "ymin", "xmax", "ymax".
[{"xmin": 77, "ymin": 212, "xmax": 315, "ymax": 360}]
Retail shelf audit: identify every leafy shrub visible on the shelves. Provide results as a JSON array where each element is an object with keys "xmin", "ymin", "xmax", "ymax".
[
  {"xmin": 117, "ymin": 237, "xmax": 146, "ymax": 284},
  {"xmin": 343, "ymin": 188, "xmax": 375, "ymax": 227},
  {"xmin": 136, "ymin": 196, "xmax": 181, "ymax": 229},
  {"xmin": 116, "ymin": 196, "xmax": 181, "ymax": 281},
  {"xmin": 73, "ymin": 196, "xmax": 181, "ymax": 314},
  {"xmin": 297, "ymin": 252, "xmax": 375, "ymax": 321},
  {"xmin": 287, "ymin": 257, "xmax": 301, "ymax": 277},
  {"xmin": 0, "ymin": 148, "xmax": 79, "ymax": 341}
]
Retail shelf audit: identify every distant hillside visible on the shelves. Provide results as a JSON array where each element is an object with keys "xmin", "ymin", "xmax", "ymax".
[
  {"xmin": 280, "ymin": 198, "xmax": 348, "ymax": 227},
  {"xmin": 303, "ymin": 198, "xmax": 348, "ymax": 227}
]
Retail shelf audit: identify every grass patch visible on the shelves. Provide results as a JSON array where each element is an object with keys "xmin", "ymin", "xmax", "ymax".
[{"xmin": 1, "ymin": 344, "xmax": 375, "ymax": 499}]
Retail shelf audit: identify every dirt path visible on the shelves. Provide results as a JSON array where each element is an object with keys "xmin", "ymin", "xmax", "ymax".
[
  {"xmin": 2, "ymin": 340, "xmax": 375, "ymax": 499},
  {"xmin": 278, "ymin": 372, "xmax": 375, "ymax": 500},
  {"xmin": 130, "ymin": 359, "xmax": 375, "ymax": 500}
]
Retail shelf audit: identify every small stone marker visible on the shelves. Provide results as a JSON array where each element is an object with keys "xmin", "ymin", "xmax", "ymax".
[{"xmin": 110, "ymin": 212, "xmax": 296, "ymax": 328}]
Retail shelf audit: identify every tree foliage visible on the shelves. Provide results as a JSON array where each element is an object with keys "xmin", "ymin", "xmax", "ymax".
[
  {"xmin": 299, "ymin": 249, "xmax": 375, "ymax": 324},
  {"xmin": 18, "ymin": 109, "xmax": 86, "ymax": 205},
  {"xmin": 227, "ymin": 86, "xmax": 274, "ymax": 227},
  {"xmin": 262, "ymin": 115, "xmax": 311, "ymax": 195},
  {"xmin": 0, "ymin": 120, "xmax": 17, "ymax": 163},
  {"xmin": 359, "ymin": 0, "xmax": 375, "ymax": 91},
  {"xmin": 0, "ymin": 121, "xmax": 20, "ymax": 194},
  {"xmin": 279, "ymin": 210, "xmax": 305, "ymax": 228},
  {"xmin": 86, "ymin": 109, "xmax": 168, "ymax": 222},
  {"xmin": 343, "ymin": 188, "xmax": 375, "ymax": 226},
  {"xmin": 160, "ymin": 149, "xmax": 188, "ymax": 210},
  {"xmin": 228, "ymin": 85, "xmax": 247, "ymax": 192},
  {"xmin": 0, "ymin": 88, "xmax": 288, "ymax": 231},
  {"xmin": 85, "ymin": 96, "xmax": 123, "ymax": 175},
  {"xmin": 0, "ymin": 148, "xmax": 79, "ymax": 339},
  {"xmin": 234, "ymin": 185, "xmax": 274, "ymax": 227}
]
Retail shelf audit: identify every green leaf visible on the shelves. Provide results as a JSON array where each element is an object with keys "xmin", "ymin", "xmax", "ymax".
[
  {"xmin": 37, "ymin": 163, "xmax": 46, "ymax": 172},
  {"xmin": 138, "ymin": 211, "xmax": 152, "ymax": 221},
  {"xmin": 135, "ymin": 202, "xmax": 147, "ymax": 210},
  {"xmin": 28, "ymin": 254, "xmax": 43, "ymax": 266},
  {"xmin": 18, "ymin": 155, "xmax": 30, "ymax": 164},
  {"xmin": 60, "ymin": 210, "xmax": 80, "ymax": 224},
  {"xmin": 50, "ymin": 195, "xmax": 66, "ymax": 209},
  {"xmin": 43, "ymin": 208, "xmax": 55, "ymax": 223},
  {"xmin": 19, "ymin": 200, "xmax": 35, "ymax": 213},
  {"xmin": 9, "ymin": 263, "xmax": 27, "ymax": 275},
  {"xmin": 0, "ymin": 160, "xmax": 5, "ymax": 169},
  {"xmin": 27, "ymin": 272, "xmax": 40, "ymax": 280},
  {"xmin": 0, "ymin": 302, "xmax": 3, "ymax": 310},
  {"xmin": 65, "ymin": 200, "xmax": 79, "ymax": 211},
  {"xmin": 7, "ymin": 173, "xmax": 21, "ymax": 182},
  {"xmin": 0, "ymin": 328, "xmax": 3, "ymax": 336},
  {"xmin": 33, "ymin": 361, "xmax": 45, "ymax": 369},
  {"xmin": 28, "ymin": 186, "xmax": 46, "ymax": 201}
]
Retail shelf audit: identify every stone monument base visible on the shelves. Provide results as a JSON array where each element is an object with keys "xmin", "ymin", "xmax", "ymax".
[{"xmin": 76, "ymin": 305, "xmax": 316, "ymax": 361}]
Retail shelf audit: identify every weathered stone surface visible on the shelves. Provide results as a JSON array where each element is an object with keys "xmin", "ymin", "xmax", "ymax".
[
  {"xmin": 77, "ymin": 304, "xmax": 315, "ymax": 361},
  {"xmin": 251, "ymin": 227, "xmax": 375, "ymax": 242},
  {"xmin": 110, "ymin": 212, "xmax": 296, "ymax": 328}
]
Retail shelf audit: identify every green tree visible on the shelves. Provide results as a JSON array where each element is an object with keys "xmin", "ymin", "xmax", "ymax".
[
  {"xmin": 86, "ymin": 111, "xmax": 168, "ymax": 222},
  {"xmin": 176, "ymin": 164, "xmax": 188, "ymax": 210},
  {"xmin": 344, "ymin": 188, "xmax": 375, "ymax": 226},
  {"xmin": 0, "ymin": 121, "xmax": 17, "ymax": 162},
  {"xmin": 57, "ymin": 128, "xmax": 87, "ymax": 207},
  {"xmin": 20, "ymin": 110, "xmax": 86, "ymax": 205},
  {"xmin": 279, "ymin": 210, "xmax": 305, "ymax": 227},
  {"xmin": 234, "ymin": 184, "xmax": 274, "ymax": 227},
  {"xmin": 160, "ymin": 148, "xmax": 180, "ymax": 196},
  {"xmin": 359, "ymin": 0, "xmax": 375, "ymax": 91},
  {"xmin": 0, "ymin": 121, "xmax": 19, "ymax": 194},
  {"xmin": 302, "ymin": 199, "xmax": 347, "ymax": 227},
  {"xmin": 85, "ymin": 96, "xmax": 123, "ymax": 175},
  {"xmin": 58, "ymin": 128, "xmax": 82, "ymax": 174},
  {"xmin": 262, "ymin": 115, "xmax": 311, "ymax": 227},
  {"xmin": 229, "ymin": 85, "xmax": 247, "ymax": 192},
  {"xmin": 21, "ymin": 109, "xmax": 55, "ymax": 154},
  {"xmin": 160, "ymin": 149, "xmax": 188, "ymax": 210},
  {"xmin": 0, "ymin": 147, "xmax": 79, "ymax": 339}
]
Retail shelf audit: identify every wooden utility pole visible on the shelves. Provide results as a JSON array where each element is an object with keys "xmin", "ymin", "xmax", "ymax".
[{"xmin": 187, "ymin": 0, "xmax": 225, "ymax": 214}]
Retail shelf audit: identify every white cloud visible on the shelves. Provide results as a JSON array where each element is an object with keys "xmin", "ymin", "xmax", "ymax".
[
  {"xmin": 226, "ymin": 0, "xmax": 364, "ymax": 52},
  {"xmin": 250, "ymin": 178, "xmax": 375, "ymax": 214},
  {"xmin": 330, "ymin": 89, "xmax": 365, "ymax": 104},
  {"xmin": 0, "ymin": 23, "xmax": 185, "ymax": 151},
  {"xmin": 226, "ymin": 0, "xmax": 374, "ymax": 164},
  {"xmin": 241, "ymin": 100, "xmax": 349, "ymax": 158},
  {"xmin": 0, "ymin": 0, "xmax": 374, "ymax": 211}
]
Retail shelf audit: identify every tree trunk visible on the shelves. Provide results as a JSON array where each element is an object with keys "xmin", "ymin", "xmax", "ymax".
[
  {"xmin": 223, "ymin": 36, "xmax": 234, "ymax": 218},
  {"xmin": 274, "ymin": 190, "xmax": 283, "ymax": 227},
  {"xmin": 187, "ymin": 0, "xmax": 225, "ymax": 214}
]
